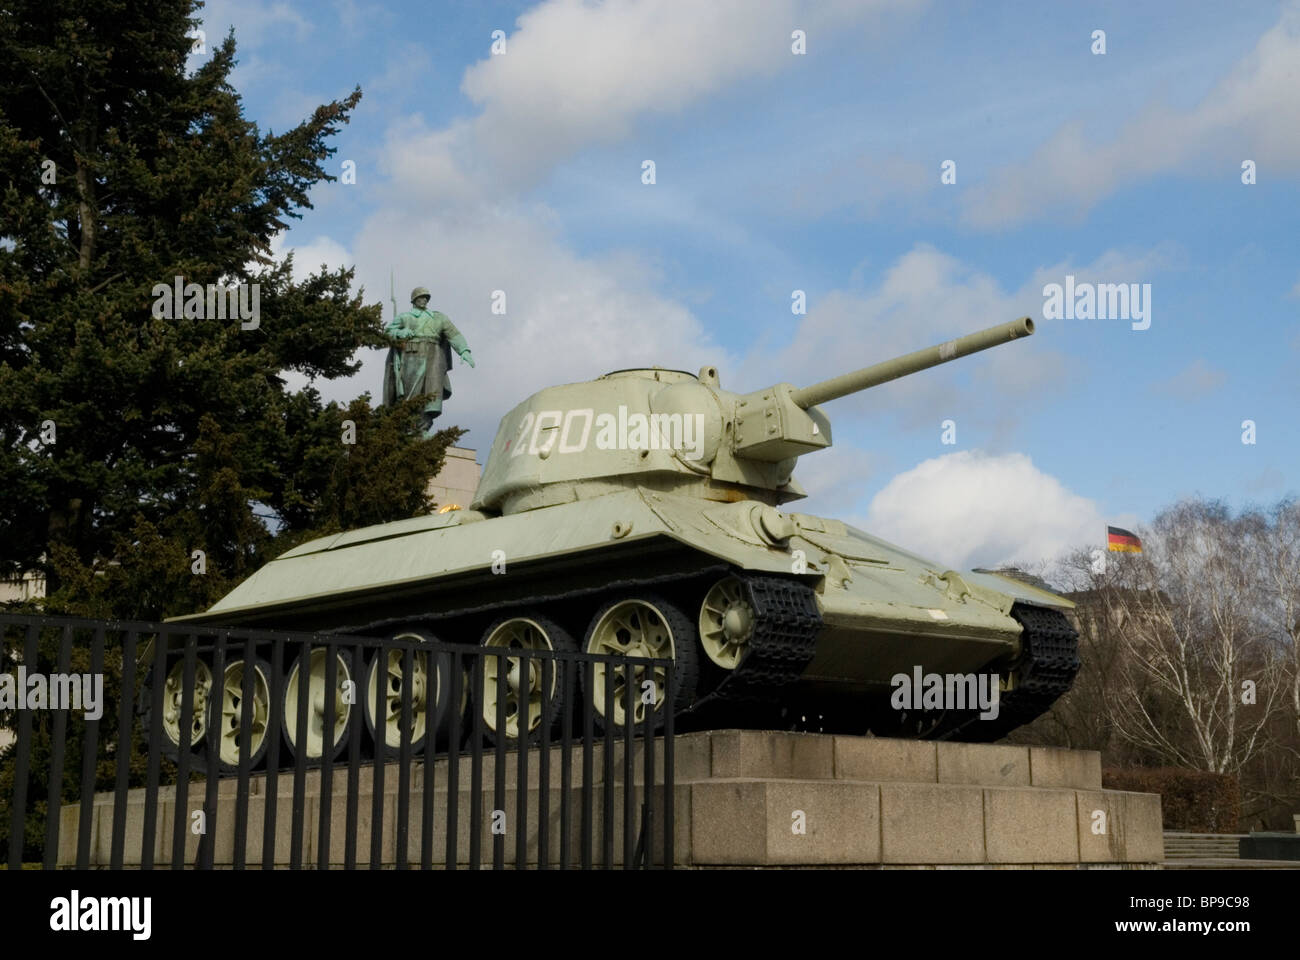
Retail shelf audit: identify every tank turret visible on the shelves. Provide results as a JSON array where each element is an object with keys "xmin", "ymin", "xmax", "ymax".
[{"xmin": 474, "ymin": 317, "xmax": 1034, "ymax": 515}]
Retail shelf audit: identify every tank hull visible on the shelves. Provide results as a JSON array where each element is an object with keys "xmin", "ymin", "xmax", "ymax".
[{"xmin": 171, "ymin": 488, "xmax": 1073, "ymax": 711}]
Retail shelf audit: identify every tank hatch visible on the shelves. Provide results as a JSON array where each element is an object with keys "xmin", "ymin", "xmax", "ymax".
[{"xmin": 598, "ymin": 368, "xmax": 698, "ymax": 383}]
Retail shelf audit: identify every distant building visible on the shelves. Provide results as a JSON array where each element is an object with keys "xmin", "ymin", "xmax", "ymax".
[
  {"xmin": 2, "ymin": 571, "xmax": 43, "ymax": 752},
  {"xmin": 0, "ymin": 569, "xmax": 45, "ymax": 604}
]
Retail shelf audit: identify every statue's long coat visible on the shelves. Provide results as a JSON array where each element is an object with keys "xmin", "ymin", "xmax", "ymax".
[{"xmin": 382, "ymin": 309, "xmax": 465, "ymax": 418}]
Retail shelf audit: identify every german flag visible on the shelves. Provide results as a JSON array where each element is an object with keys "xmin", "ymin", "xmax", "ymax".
[{"xmin": 1107, "ymin": 525, "xmax": 1142, "ymax": 553}]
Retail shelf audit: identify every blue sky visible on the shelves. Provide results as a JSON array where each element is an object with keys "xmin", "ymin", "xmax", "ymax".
[{"xmin": 197, "ymin": 0, "xmax": 1300, "ymax": 569}]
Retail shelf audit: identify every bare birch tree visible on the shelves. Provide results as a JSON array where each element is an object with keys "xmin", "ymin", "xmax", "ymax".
[
  {"xmin": 1257, "ymin": 499, "xmax": 1300, "ymax": 749},
  {"xmin": 1066, "ymin": 500, "xmax": 1281, "ymax": 774}
]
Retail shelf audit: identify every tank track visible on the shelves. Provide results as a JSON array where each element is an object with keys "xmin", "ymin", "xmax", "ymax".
[
  {"xmin": 703, "ymin": 573, "xmax": 823, "ymax": 706},
  {"xmin": 931, "ymin": 602, "xmax": 1080, "ymax": 742}
]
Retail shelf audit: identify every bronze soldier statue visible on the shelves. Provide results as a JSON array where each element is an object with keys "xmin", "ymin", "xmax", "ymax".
[{"xmin": 383, "ymin": 286, "xmax": 475, "ymax": 434}]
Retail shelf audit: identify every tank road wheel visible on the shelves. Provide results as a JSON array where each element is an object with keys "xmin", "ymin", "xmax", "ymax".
[
  {"xmin": 583, "ymin": 594, "xmax": 698, "ymax": 731},
  {"xmin": 698, "ymin": 576, "xmax": 754, "ymax": 670},
  {"xmin": 209, "ymin": 658, "xmax": 272, "ymax": 773},
  {"xmin": 282, "ymin": 648, "xmax": 354, "ymax": 763},
  {"xmin": 363, "ymin": 630, "xmax": 457, "ymax": 757},
  {"xmin": 478, "ymin": 615, "xmax": 575, "ymax": 746},
  {"xmin": 161, "ymin": 657, "xmax": 213, "ymax": 760}
]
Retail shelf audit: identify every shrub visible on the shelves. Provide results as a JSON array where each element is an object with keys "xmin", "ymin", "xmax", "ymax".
[{"xmin": 1103, "ymin": 767, "xmax": 1241, "ymax": 832}]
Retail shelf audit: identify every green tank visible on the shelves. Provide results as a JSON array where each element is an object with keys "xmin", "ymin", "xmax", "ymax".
[{"xmin": 160, "ymin": 315, "xmax": 1078, "ymax": 766}]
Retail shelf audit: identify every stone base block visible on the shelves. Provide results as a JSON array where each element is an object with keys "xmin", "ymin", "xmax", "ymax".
[{"xmin": 57, "ymin": 730, "xmax": 1161, "ymax": 868}]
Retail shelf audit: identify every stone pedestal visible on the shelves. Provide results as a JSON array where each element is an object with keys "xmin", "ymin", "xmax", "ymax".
[
  {"xmin": 58, "ymin": 731, "xmax": 1164, "ymax": 868},
  {"xmin": 679, "ymin": 731, "xmax": 1162, "ymax": 867},
  {"xmin": 425, "ymin": 446, "xmax": 479, "ymax": 511}
]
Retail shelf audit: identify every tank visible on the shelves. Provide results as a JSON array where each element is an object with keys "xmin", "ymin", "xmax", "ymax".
[{"xmin": 156, "ymin": 315, "xmax": 1079, "ymax": 765}]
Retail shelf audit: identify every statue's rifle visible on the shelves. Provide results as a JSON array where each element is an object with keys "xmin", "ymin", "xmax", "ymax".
[{"xmin": 388, "ymin": 268, "xmax": 404, "ymax": 393}]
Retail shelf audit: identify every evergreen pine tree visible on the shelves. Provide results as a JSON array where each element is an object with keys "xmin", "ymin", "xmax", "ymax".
[
  {"xmin": 0, "ymin": 0, "xmax": 459, "ymax": 621},
  {"xmin": 0, "ymin": 1, "xmax": 463, "ymax": 861}
]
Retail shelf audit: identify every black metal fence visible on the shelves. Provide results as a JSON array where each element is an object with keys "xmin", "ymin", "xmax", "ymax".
[{"xmin": 0, "ymin": 613, "xmax": 675, "ymax": 869}]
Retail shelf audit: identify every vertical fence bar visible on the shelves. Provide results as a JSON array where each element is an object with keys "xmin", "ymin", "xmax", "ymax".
[
  {"xmin": 643, "ymin": 673, "xmax": 654, "ymax": 869},
  {"xmin": 445, "ymin": 649, "xmax": 463, "ymax": 870},
  {"xmin": 370, "ymin": 640, "xmax": 387, "ymax": 869},
  {"xmin": 396, "ymin": 643, "xmax": 414, "ymax": 870},
  {"xmin": 0, "ymin": 614, "xmax": 684, "ymax": 872},
  {"xmin": 515, "ymin": 651, "xmax": 529, "ymax": 870},
  {"xmin": 290, "ymin": 637, "xmax": 311, "ymax": 869},
  {"xmin": 142, "ymin": 630, "xmax": 168, "ymax": 869},
  {"xmin": 170, "ymin": 634, "xmax": 197, "ymax": 870},
  {"xmin": 493, "ymin": 648, "xmax": 507, "ymax": 870},
  {"xmin": 318, "ymin": 636, "xmax": 338, "ymax": 870},
  {"xmin": 109, "ymin": 628, "xmax": 138, "ymax": 870},
  {"xmin": 344, "ymin": 640, "xmax": 364, "ymax": 870},
  {"xmin": 420, "ymin": 646, "xmax": 438, "ymax": 870},
  {"xmin": 581, "ymin": 659, "xmax": 593, "ymax": 870},
  {"xmin": 538, "ymin": 655, "xmax": 552, "ymax": 870},
  {"xmin": 75, "ymin": 625, "xmax": 106, "ymax": 869},
  {"xmin": 559, "ymin": 655, "xmax": 573, "ymax": 870},
  {"xmin": 42, "ymin": 626, "xmax": 73, "ymax": 869},
  {"xmin": 663, "ymin": 659, "xmax": 674, "ymax": 871},
  {"xmin": 6, "ymin": 624, "xmax": 39, "ymax": 869},
  {"xmin": 262, "ymin": 636, "xmax": 285, "ymax": 870},
  {"xmin": 469, "ymin": 653, "xmax": 484, "ymax": 869},
  {"xmin": 602, "ymin": 660, "xmax": 615, "ymax": 870},
  {"xmin": 233, "ymin": 635, "xmax": 256, "ymax": 870},
  {"xmin": 200, "ymin": 637, "xmax": 226, "ymax": 869},
  {"xmin": 623, "ymin": 661, "xmax": 635, "ymax": 870}
]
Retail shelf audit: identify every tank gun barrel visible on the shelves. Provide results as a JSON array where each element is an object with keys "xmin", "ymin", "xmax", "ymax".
[{"xmin": 789, "ymin": 317, "xmax": 1035, "ymax": 409}]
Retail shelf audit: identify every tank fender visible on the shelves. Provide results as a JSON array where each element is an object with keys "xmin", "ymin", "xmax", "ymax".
[{"xmin": 919, "ymin": 569, "xmax": 1013, "ymax": 616}]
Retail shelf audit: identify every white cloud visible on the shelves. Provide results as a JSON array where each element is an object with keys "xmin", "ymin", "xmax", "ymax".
[
  {"xmin": 1153, "ymin": 358, "xmax": 1227, "ymax": 400},
  {"xmin": 743, "ymin": 243, "xmax": 1169, "ymax": 434},
  {"xmin": 792, "ymin": 444, "xmax": 880, "ymax": 517},
  {"xmin": 269, "ymin": 233, "xmax": 353, "ymax": 283},
  {"xmin": 198, "ymin": 0, "xmax": 312, "ymax": 46},
  {"xmin": 387, "ymin": 0, "xmax": 919, "ymax": 201},
  {"xmin": 964, "ymin": 4, "xmax": 1300, "ymax": 227},
  {"xmin": 749, "ymin": 244, "xmax": 1029, "ymax": 399},
  {"xmin": 863, "ymin": 450, "xmax": 1108, "ymax": 570}
]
